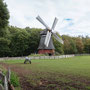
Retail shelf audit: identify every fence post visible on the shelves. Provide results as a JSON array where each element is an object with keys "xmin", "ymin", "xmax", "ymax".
[
  {"xmin": 4, "ymin": 76, "xmax": 8, "ymax": 90},
  {"xmin": 7, "ymin": 68, "xmax": 11, "ymax": 82}
]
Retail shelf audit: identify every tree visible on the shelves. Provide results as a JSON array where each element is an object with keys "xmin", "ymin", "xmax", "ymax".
[
  {"xmin": 63, "ymin": 39, "xmax": 71, "ymax": 54},
  {"xmin": 25, "ymin": 28, "xmax": 42, "ymax": 54},
  {"xmin": 84, "ymin": 39, "xmax": 90, "ymax": 53},
  {"xmin": 53, "ymin": 32, "xmax": 64, "ymax": 54},
  {"xmin": 62, "ymin": 35, "xmax": 77, "ymax": 54},
  {"xmin": 8, "ymin": 26, "xmax": 30, "ymax": 56},
  {"xmin": 75, "ymin": 37, "xmax": 84, "ymax": 54},
  {"xmin": 0, "ymin": 0, "xmax": 9, "ymax": 37},
  {"xmin": 0, "ymin": 37, "xmax": 10, "ymax": 57},
  {"xmin": 0, "ymin": 0, "xmax": 10, "ymax": 57},
  {"xmin": 8, "ymin": 26, "xmax": 42, "ymax": 56}
]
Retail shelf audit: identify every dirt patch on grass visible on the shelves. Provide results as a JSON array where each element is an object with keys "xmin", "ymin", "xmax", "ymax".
[{"xmin": 0, "ymin": 62, "xmax": 90, "ymax": 90}]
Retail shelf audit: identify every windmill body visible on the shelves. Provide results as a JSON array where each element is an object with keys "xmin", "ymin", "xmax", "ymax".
[
  {"xmin": 36, "ymin": 15, "xmax": 64, "ymax": 55},
  {"xmin": 38, "ymin": 29, "xmax": 55, "ymax": 55}
]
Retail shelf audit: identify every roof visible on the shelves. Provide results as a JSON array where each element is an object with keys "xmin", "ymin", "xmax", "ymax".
[{"xmin": 40, "ymin": 29, "xmax": 47, "ymax": 35}]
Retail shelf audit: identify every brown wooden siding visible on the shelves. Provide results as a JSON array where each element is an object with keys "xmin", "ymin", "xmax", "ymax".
[{"xmin": 38, "ymin": 49, "xmax": 55, "ymax": 55}]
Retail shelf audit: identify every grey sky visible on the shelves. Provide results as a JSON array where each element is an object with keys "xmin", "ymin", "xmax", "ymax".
[{"xmin": 4, "ymin": 0, "xmax": 90, "ymax": 36}]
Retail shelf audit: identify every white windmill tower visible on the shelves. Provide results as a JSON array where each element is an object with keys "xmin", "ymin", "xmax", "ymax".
[{"xmin": 36, "ymin": 15, "xmax": 63, "ymax": 55}]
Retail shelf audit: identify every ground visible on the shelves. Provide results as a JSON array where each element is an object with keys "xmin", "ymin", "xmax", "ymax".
[{"xmin": 0, "ymin": 56, "xmax": 90, "ymax": 90}]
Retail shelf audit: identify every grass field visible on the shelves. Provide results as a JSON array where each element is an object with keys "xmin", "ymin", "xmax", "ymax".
[{"xmin": 0, "ymin": 56, "xmax": 90, "ymax": 90}]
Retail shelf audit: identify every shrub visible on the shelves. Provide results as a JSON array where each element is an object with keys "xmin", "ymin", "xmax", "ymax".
[{"xmin": 10, "ymin": 72, "xmax": 20, "ymax": 87}]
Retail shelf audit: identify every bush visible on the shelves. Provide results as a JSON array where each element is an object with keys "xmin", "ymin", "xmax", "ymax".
[
  {"xmin": 0, "ymin": 37, "xmax": 10, "ymax": 57},
  {"xmin": 0, "ymin": 80, "xmax": 3, "ymax": 84},
  {"xmin": 10, "ymin": 72, "xmax": 20, "ymax": 87},
  {"xmin": 55, "ymin": 52, "xmax": 61, "ymax": 56}
]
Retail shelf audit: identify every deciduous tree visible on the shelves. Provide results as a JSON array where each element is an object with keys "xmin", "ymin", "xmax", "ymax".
[{"xmin": 0, "ymin": 0, "xmax": 9, "ymax": 37}]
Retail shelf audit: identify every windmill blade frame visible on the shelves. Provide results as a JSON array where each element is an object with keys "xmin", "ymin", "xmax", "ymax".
[
  {"xmin": 36, "ymin": 15, "xmax": 50, "ymax": 29},
  {"xmin": 51, "ymin": 17, "xmax": 58, "ymax": 30},
  {"xmin": 44, "ymin": 31, "xmax": 49, "ymax": 46},
  {"xmin": 53, "ymin": 33, "xmax": 64, "ymax": 44},
  {"xmin": 44, "ymin": 31, "xmax": 51, "ymax": 47}
]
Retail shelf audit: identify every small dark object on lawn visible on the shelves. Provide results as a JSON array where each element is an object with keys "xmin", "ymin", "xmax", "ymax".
[{"xmin": 24, "ymin": 57, "xmax": 31, "ymax": 64}]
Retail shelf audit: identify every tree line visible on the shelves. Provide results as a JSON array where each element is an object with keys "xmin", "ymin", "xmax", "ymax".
[{"xmin": 0, "ymin": 0, "xmax": 90, "ymax": 57}]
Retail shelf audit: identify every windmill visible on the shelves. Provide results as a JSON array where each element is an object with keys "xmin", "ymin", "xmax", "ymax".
[{"xmin": 36, "ymin": 15, "xmax": 63, "ymax": 55}]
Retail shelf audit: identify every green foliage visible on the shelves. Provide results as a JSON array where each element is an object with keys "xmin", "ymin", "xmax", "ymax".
[
  {"xmin": 9, "ymin": 26, "xmax": 30, "ymax": 56},
  {"xmin": 0, "ymin": 65, "xmax": 20, "ymax": 87},
  {"xmin": 0, "ymin": 37, "xmax": 10, "ymax": 57},
  {"xmin": 10, "ymin": 72, "xmax": 20, "ymax": 87},
  {"xmin": 0, "ymin": 0, "xmax": 9, "ymax": 37},
  {"xmin": 0, "ymin": 25, "xmax": 90, "ymax": 57},
  {"xmin": 25, "ymin": 28, "xmax": 42, "ymax": 54},
  {"xmin": 53, "ymin": 32, "xmax": 64, "ymax": 54},
  {"xmin": 75, "ymin": 37, "xmax": 84, "ymax": 54},
  {"xmin": 86, "ymin": 86, "xmax": 90, "ymax": 90},
  {"xmin": 7, "ymin": 26, "xmax": 42, "ymax": 56},
  {"xmin": 0, "ymin": 80, "xmax": 3, "ymax": 84},
  {"xmin": 70, "ymin": 39, "xmax": 77, "ymax": 53},
  {"xmin": 63, "ymin": 35, "xmax": 77, "ymax": 54},
  {"xmin": 0, "ymin": 0, "xmax": 10, "ymax": 57},
  {"xmin": 0, "ymin": 65, "xmax": 6, "ymax": 73},
  {"xmin": 84, "ymin": 39, "xmax": 90, "ymax": 53}
]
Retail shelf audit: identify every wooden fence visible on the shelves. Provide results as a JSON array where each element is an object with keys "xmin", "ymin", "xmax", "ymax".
[
  {"xmin": 0, "ymin": 68, "xmax": 14, "ymax": 90},
  {"xmin": 30, "ymin": 55, "xmax": 75, "ymax": 59},
  {"xmin": 0, "ymin": 55, "xmax": 75, "ymax": 61},
  {"xmin": 0, "ymin": 54, "xmax": 90, "ymax": 61}
]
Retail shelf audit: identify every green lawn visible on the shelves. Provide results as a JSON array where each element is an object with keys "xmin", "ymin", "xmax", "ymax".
[{"xmin": 1, "ymin": 56, "xmax": 90, "ymax": 90}]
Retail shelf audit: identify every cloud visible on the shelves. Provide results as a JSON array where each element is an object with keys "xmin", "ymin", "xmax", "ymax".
[{"xmin": 4, "ymin": 0, "xmax": 90, "ymax": 36}]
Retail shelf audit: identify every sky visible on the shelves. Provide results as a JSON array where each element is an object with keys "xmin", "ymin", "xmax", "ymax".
[{"xmin": 4, "ymin": 0, "xmax": 90, "ymax": 37}]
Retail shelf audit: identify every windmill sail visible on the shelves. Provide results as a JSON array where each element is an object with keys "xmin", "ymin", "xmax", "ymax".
[
  {"xmin": 44, "ymin": 17, "xmax": 58, "ymax": 47},
  {"xmin": 51, "ymin": 17, "xmax": 58, "ymax": 30},
  {"xmin": 44, "ymin": 31, "xmax": 51, "ymax": 47},
  {"xmin": 36, "ymin": 15, "xmax": 50, "ymax": 29},
  {"xmin": 36, "ymin": 15, "xmax": 63, "ymax": 48},
  {"xmin": 53, "ymin": 33, "xmax": 64, "ymax": 44},
  {"xmin": 44, "ymin": 31, "xmax": 49, "ymax": 46}
]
